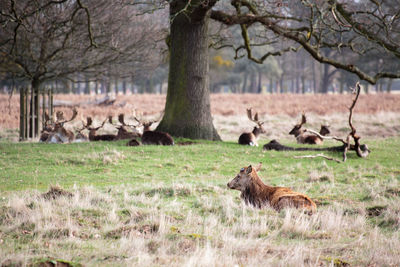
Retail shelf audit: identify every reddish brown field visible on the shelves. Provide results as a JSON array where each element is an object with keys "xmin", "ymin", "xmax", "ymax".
[
  {"xmin": 1, "ymin": 93, "xmax": 400, "ymax": 141},
  {"xmin": 1, "ymin": 93, "xmax": 400, "ymax": 127}
]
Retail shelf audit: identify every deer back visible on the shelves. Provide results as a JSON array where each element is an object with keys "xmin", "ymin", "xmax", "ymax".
[
  {"xmin": 238, "ymin": 132, "xmax": 258, "ymax": 146},
  {"xmin": 141, "ymin": 131, "xmax": 174, "ymax": 145},
  {"xmin": 115, "ymin": 126, "xmax": 141, "ymax": 140}
]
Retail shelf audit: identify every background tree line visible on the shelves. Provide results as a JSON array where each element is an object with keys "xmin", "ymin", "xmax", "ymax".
[{"xmin": 1, "ymin": 1, "xmax": 398, "ymax": 96}]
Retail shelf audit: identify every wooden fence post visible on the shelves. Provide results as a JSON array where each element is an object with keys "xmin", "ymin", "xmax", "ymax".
[
  {"xmin": 24, "ymin": 88, "xmax": 28, "ymax": 139},
  {"xmin": 48, "ymin": 89, "xmax": 53, "ymax": 119},
  {"xmin": 35, "ymin": 87, "xmax": 39, "ymax": 137},
  {"xmin": 42, "ymin": 89, "xmax": 45, "ymax": 128},
  {"xmin": 30, "ymin": 86, "xmax": 34, "ymax": 138},
  {"xmin": 19, "ymin": 87, "xmax": 25, "ymax": 141}
]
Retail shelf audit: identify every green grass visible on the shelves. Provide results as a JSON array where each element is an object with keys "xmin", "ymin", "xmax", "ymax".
[
  {"xmin": 0, "ymin": 138, "xmax": 399, "ymax": 194},
  {"xmin": 0, "ymin": 137, "xmax": 399, "ymax": 266}
]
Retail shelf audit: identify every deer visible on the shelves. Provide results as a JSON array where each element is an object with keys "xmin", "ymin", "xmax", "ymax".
[
  {"xmin": 52, "ymin": 109, "xmax": 78, "ymax": 143},
  {"xmin": 227, "ymin": 163, "xmax": 316, "ymax": 212},
  {"xmin": 109, "ymin": 114, "xmax": 142, "ymax": 140},
  {"xmin": 289, "ymin": 112, "xmax": 330, "ymax": 145},
  {"xmin": 82, "ymin": 117, "xmax": 117, "ymax": 141},
  {"xmin": 40, "ymin": 109, "xmax": 77, "ymax": 143},
  {"xmin": 134, "ymin": 113, "xmax": 174, "ymax": 145},
  {"xmin": 238, "ymin": 108, "xmax": 266, "ymax": 146},
  {"xmin": 39, "ymin": 112, "xmax": 55, "ymax": 142},
  {"xmin": 74, "ymin": 121, "xmax": 89, "ymax": 143}
]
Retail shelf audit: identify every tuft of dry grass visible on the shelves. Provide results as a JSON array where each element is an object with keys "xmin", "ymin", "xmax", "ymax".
[{"xmin": 1, "ymin": 183, "xmax": 399, "ymax": 266}]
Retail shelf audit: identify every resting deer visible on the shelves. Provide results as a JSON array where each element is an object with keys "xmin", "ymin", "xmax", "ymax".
[
  {"xmin": 238, "ymin": 108, "xmax": 266, "ymax": 146},
  {"xmin": 82, "ymin": 117, "xmax": 117, "ymax": 141},
  {"xmin": 109, "ymin": 114, "xmax": 141, "ymax": 140},
  {"xmin": 134, "ymin": 114, "xmax": 174, "ymax": 145},
  {"xmin": 39, "ymin": 112, "xmax": 55, "ymax": 142},
  {"xmin": 52, "ymin": 109, "xmax": 78, "ymax": 143},
  {"xmin": 40, "ymin": 109, "xmax": 77, "ymax": 143},
  {"xmin": 227, "ymin": 163, "xmax": 316, "ymax": 212},
  {"xmin": 74, "ymin": 121, "xmax": 89, "ymax": 142},
  {"xmin": 289, "ymin": 113, "xmax": 330, "ymax": 145}
]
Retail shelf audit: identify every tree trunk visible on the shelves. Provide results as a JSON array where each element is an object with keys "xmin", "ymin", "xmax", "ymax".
[
  {"xmin": 320, "ymin": 64, "xmax": 330, "ymax": 93},
  {"xmin": 241, "ymin": 72, "xmax": 248, "ymax": 93},
  {"xmin": 156, "ymin": 6, "xmax": 220, "ymax": 140},
  {"xmin": 301, "ymin": 75, "xmax": 306, "ymax": 94},
  {"xmin": 29, "ymin": 79, "xmax": 41, "ymax": 138},
  {"xmin": 114, "ymin": 77, "xmax": 119, "ymax": 95},
  {"xmin": 84, "ymin": 75, "xmax": 90, "ymax": 95},
  {"xmin": 257, "ymin": 70, "xmax": 262, "ymax": 93},
  {"xmin": 386, "ymin": 79, "xmax": 392, "ymax": 93},
  {"xmin": 312, "ymin": 60, "xmax": 317, "ymax": 93},
  {"xmin": 249, "ymin": 72, "xmax": 257, "ymax": 93},
  {"xmin": 94, "ymin": 81, "xmax": 99, "ymax": 94},
  {"xmin": 364, "ymin": 83, "xmax": 369, "ymax": 94},
  {"xmin": 122, "ymin": 79, "xmax": 127, "ymax": 95}
]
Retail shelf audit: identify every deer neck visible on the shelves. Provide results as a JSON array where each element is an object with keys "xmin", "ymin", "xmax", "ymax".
[
  {"xmin": 295, "ymin": 129, "xmax": 307, "ymax": 142},
  {"xmin": 143, "ymin": 125, "xmax": 151, "ymax": 132},
  {"xmin": 252, "ymin": 127, "xmax": 261, "ymax": 139},
  {"xmin": 241, "ymin": 173, "xmax": 275, "ymax": 207},
  {"xmin": 89, "ymin": 130, "xmax": 97, "ymax": 139}
]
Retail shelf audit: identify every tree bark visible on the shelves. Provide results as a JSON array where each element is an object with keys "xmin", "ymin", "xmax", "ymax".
[{"xmin": 156, "ymin": 5, "xmax": 220, "ymax": 140}]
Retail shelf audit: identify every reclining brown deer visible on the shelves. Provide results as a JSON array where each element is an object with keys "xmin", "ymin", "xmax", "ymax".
[
  {"xmin": 289, "ymin": 113, "xmax": 330, "ymax": 145},
  {"xmin": 40, "ymin": 109, "xmax": 77, "ymax": 143},
  {"xmin": 134, "ymin": 114, "xmax": 174, "ymax": 145},
  {"xmin": 82, "ymin": 117, "xmax": 117, "ymax": 141},
  {"xmin": 227, "ymin": 163, "xmax": 316, "ymax": 212},
  {"xmin": 74, "ymin": 121, "xmax": 89, "ymax": 142},
  {"xmin": 238, "ymin": 108, "xmax": 266, "ymax": 146},
  {"xmin": 109, "ymin": 114, "xmax": 141, "ymax": 140},
  {"xmin": 53, "ymin": 109, "xmax": 78, "ymax": 143},
  {"xmin": 40, "ymin": 112, "xmax": 55, "ymax": 142}
]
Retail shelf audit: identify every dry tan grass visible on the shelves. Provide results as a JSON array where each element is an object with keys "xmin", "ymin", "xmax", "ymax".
[{"xmin": 1, "ymin": 183, "xmax": 399, "ymax": 266}]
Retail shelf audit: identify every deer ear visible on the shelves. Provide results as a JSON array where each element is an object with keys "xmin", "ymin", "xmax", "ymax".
[
  {"xmin": 255, "ymin": 162, "xmax": 262, "ymax": 172},
  {"xmin": 246, "ymin": 165, "xmax": 252, "ymax": 174}
]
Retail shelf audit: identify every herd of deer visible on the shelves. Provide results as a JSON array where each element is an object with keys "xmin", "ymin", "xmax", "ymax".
[
  {"xmin": 40, "ymin": 84, "xmax": 371, "ymax": 213},
  {"xmin": 39, "ymin": 107, "xmax": 319, "ymax": 212},
  {"xmin": 238, "ymin": 108, "xmax": 331, "ymax": 147},
  {"xmin": 39, "ymin": 109, "xmax": 174, "ymax": 146}
]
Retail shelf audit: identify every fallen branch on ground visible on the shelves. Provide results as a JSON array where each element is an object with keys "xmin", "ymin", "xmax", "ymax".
[{"xmin": 294, "ymin": 154, "xmax": 342, "ymax": 163}]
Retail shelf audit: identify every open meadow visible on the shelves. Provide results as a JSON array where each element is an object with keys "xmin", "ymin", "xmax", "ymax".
[{"xmin": 0, "ymin": 93, "xmax": 400, "ymax": 266}]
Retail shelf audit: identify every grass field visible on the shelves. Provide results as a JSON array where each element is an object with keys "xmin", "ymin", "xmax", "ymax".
[{"xmin": 1, "ymin": 136, "xmax": 400, "ymax": 266}]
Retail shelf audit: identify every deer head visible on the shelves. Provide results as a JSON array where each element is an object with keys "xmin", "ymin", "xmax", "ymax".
[
  {"xmin": 319, "ymin": 125, "xmax": 331, "ymax": 136},
  {"xmin": 134, "ymin": 112, "xmax": 163, "ymax": 132},
  {"xmin": 81, "ymin": 117, "xmax": 103, "ymax": 136},
  {"xmin": 42, "ymin": 112, "xmax": 54, "ymax": 132},
  {"xmin": 53, "ymin": 108, "xmax": 78, "ymax": 133},
  {"xmin": 108, "ymin": 114, "xmax": 141, "ymax": 139},
  {"xmin": 289, "ymin": 112, "xmax": 307, "ymax": 137},
  {"xmin": 227, "ymin": 163, "xmax": 262, "ymax": 191}
]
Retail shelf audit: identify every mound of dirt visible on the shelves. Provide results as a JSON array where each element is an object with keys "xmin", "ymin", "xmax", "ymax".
[{"xmin": 41, "ymin": 186, "xmax": 73, "ymax": 200}]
